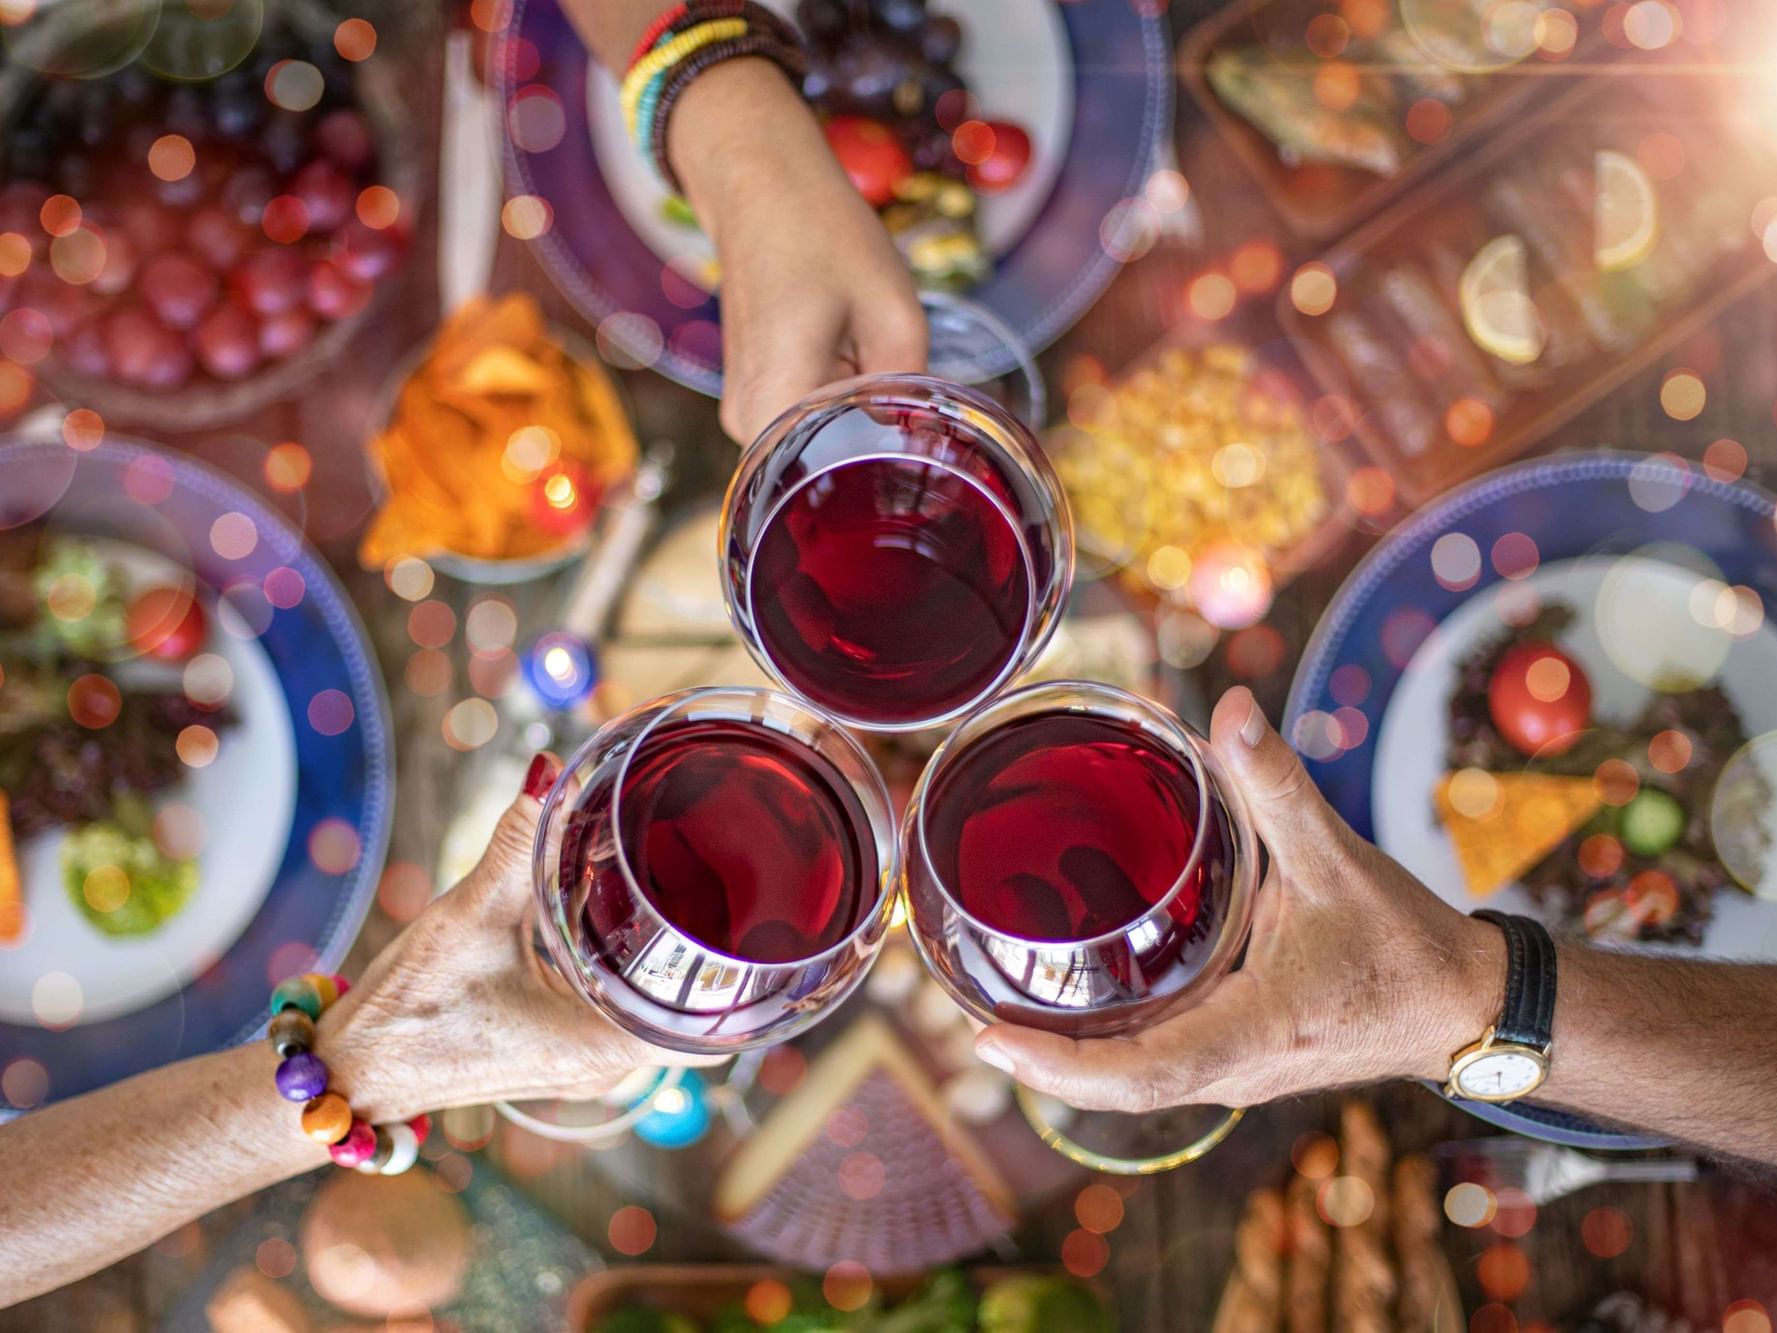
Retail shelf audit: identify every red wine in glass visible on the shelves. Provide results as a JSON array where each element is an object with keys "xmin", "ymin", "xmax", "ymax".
[
  {"xmin": 904, "ymin": 682, "xmax": 1259, "ymax": 1039},
  {"xmin": 723, "ymin": 376, "xmax": 1072, "ymax": 731},
  {"xmin": 536, "ymin": 689, "xmax": 897, "ymax": 1053},
  {"xmin": 748, "ymin": 453, "xmax": 1033, "ymax": 728}
]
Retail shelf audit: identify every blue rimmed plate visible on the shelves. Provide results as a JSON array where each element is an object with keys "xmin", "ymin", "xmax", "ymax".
[
  {"xmin": 1285, "ymin": 452, "xmax": 1777, "ymax": 1149},
  {"xmin": 0, "ymin": 437, "xmax": 392, "ymax": 1112},
  {"xmin": 498, "ymin": 0, "xmax": 1170, "ymax": 395}
]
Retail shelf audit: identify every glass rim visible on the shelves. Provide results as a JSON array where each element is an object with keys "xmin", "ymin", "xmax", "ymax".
[
  {"xmin": 536, "ymin": 685, "xmax": 901, "ymax": 974},
  {"xmin": 720, "ymin": 373, "xmax": 1075, "ymax": 734},
  {"xmin": 910, "ymin": 679, "xmax": 1216, "ymax": 950},
  {"xmin": 740, "ymin": 449, "xmax": 1044, "ymax": 734}
]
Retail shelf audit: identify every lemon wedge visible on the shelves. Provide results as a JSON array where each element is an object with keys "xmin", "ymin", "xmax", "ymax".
[
  {"xmin": 1594, "ymin": 148, "xmax": 1659, "ymax": 272},
  {"xmin": 1459, "ymin": 234, "xmax": 1546, "ymax": 366}
]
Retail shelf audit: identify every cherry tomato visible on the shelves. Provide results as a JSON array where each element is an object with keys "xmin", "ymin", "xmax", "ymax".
[
  {"xmin": 126, "ymin": 586, "xmax": 207, "ymax": 661},
  {"xmin": 1625, "ymin": 869, "xmax": 1679, "ymax": 927},
  {"xmin": 965, "ymin": 119, "xmax": 1032, "ymax": 195},
  {"xmin": 1487, "ymin": 641, "xmax": 1591, "ymax": 757},
  {"xmin": 822, "ymin": 116, "xmax": 912, "ymax": 207}
]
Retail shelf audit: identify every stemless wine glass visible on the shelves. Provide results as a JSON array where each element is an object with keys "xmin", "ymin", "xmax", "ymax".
[
  {"xmin": 719, "ymin": 372, "xmax": 1073, "ymax": 732},
  {"xmin": 533, "ymin": 686, "xmax": 899, "ymax": 1055},
  {"xmin": 902, "ymin": 680, "xmax": 1262, "ymax": 1173}
]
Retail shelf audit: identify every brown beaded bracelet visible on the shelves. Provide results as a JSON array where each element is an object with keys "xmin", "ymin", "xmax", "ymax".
[
  {"xmin": 648, "ymin": 32, "xmax": 809, "ymax": 194},
  {"xmin": 651, "ymin": 0, "xmax": 802, "ymax": 56}
]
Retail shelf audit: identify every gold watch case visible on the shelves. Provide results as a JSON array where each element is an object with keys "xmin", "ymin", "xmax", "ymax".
[{"xmin": 1444, "ymin": 1025, "xmax": 1551, "ymax": 1103}]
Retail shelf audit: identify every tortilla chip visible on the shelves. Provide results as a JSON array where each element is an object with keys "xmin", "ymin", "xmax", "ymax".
[{"xmin": 1434, "ymin": 769, "xmax": 1603, "ymax": 899}]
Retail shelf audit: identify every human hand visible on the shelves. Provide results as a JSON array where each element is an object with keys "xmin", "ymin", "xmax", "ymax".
[
  {"xmin": 973, "ymin": 688, "xmax": 1508, "ymax": 1113},
  {"xmin": 667, "ymin": 59, "xmax": 928, "ymax": 443},
  {"xmin": 319, "ymin": 755, "xmax": 701, "ymax": 1123}
]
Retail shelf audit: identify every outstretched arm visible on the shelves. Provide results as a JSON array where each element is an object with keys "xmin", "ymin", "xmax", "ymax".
[
  {"xmin": 562, "ymin": 0, "xmax": 926, "ymax": 442},
  {"xmin": 0, "ymin": 759, "xmax": 684, "ymax": 1308},
  {"xmin": 975, "ymin": 689, "xmax": 1777, "ymax": 1167}
]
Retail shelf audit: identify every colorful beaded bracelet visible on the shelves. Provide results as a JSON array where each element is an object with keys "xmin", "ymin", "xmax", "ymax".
[
  {"xmin": 628, "ymin": 2, "xmax": 805, "ymax": 191},
  {"xmin": 269, "ymin": 974, "xmax": 431, "ymax": 1175},
  {"xmin": 619, "ymin": 17, "xmax": 748, "ymax": 136},
  {"xmin": 644, "ymin": 32, "xmax": 807, "ymax": 193}
]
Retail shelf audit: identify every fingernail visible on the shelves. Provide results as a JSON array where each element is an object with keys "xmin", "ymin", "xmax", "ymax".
[
  {"xmin": 522, "ymin": 753, "xmax": 559, "ymax": 800},
  {"xmin": 1238, "ymin": 696, "xmax": 1267, "ymax": 749},
  {"xmin": 975, "ymin": 1038, "xmax": 1015, "ymax": 1076}
]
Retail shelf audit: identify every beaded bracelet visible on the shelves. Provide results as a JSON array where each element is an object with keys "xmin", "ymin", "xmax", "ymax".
[
  {"xmin": 269, "ymin": 973, "xmax": 431, "ymax": 1175},
  {"xmin": 622, "ymin": 1, "xmax": 806, "ymax": 187},
  {"xmin": 619, "ymin": 17, "xmax": 748, "ymax": 135}
]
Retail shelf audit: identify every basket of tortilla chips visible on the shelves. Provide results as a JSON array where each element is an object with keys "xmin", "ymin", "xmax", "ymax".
[{"xmin": 361, "ymin": 293, "xmax": 638, "ymax": 583}]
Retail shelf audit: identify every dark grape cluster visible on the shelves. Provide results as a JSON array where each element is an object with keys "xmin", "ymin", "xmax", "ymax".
[
  {"xmin": 0, "ymin": 21, "xmax": 406, "ymax": 395},
  {"xmin": 797, "ymin": 0, "xmax": 969, "ymax": 177},
  {"xmin": 789, "ymin": 0, "xmax": 1032, "ymax": 286}
]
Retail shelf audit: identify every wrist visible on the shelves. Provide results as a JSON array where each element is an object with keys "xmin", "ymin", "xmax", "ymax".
[
  {"xmin": 664, "ymin": 57, "xmax": 828, "ymax": 224},
  {"xmin": 1405, "ymin": 913, "xmax": 1508, "ymax": 1083},
  {"xmin": 316, "ymin": 994, "xmax": 442, "ymax": 1126}
]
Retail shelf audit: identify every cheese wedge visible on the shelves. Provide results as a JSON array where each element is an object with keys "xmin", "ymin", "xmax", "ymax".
[{"xmin": 1434, "ymin": 769, "xmax": 1603, "ymax": 899}]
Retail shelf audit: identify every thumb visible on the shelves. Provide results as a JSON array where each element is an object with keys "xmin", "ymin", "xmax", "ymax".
[
  {"xmin": 457, "ymin": 751, "xmax": 560, "ymax": 923},
  {"xmin": 1208, "ymin": 687, "xmax": 1345, "ymax": 865}
]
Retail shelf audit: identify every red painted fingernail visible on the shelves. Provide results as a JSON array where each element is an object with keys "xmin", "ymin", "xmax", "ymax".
[{"xmin": 522, "ymin": 753, "xmax": 558, "ymax": 800}]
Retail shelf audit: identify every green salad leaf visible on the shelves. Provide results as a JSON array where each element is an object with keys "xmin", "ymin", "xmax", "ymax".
[{"xmin": 62, "ymin": 813, "xmax": 197, "ymax": 938}]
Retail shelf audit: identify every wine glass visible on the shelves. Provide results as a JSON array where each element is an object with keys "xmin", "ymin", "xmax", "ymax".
[
  {"xmin": 719, "ymin": 373, "xmax": 1072, "ymax": 732},
  {"xmin": 901, "ymin": 680, "xmax": 1263, "ymax": 1173},
  {"xmin": 532, "ymin": 686, "xmax": 899, "ymax": 1055}
]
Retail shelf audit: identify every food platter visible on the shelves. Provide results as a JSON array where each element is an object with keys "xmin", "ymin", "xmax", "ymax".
[
  {"xmin": 1288, "ymin": 451, "xmax": 1777, "ymax": 1147},
  {"xmin": 0, "ymin": 437, "xmax": 392, "ymax": 1112}
]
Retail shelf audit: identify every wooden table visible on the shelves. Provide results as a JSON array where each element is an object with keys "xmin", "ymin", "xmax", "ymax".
[{"xmin": 8, "ymin": 1, "xmax": 1777, "ymax": 1327}]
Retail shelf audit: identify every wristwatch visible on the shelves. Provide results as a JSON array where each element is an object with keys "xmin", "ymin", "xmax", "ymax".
[{"xmin": 1445, "ymin": 910, "xmax": 1556, "ymax": 1103}]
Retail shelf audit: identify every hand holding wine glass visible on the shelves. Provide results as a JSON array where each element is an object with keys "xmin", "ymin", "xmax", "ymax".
[{"xmin": 971, "ymin": 688, "xmax": 1508, "ymax": 1115}]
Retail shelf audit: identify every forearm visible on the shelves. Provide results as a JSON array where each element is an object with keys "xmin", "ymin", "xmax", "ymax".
[
  {"xmin": 1408, "ymin": 926, "xmax": 1777, "ymax": 1165},
  {"xmin": 0, "ymin": 1042, "xmax": 326, "ymax": 1306},
  {"xmin": 0, "ymin": 993, "xmax": 434, "ymax": 1308},
  {"xmin": 1537, "ymin": 945, "xmax": 1777, "ymax": 1164}
]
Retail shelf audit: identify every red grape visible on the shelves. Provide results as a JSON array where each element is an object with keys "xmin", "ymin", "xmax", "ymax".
[
  {"xmin": 231, "ymin": 247, "xmax": 306, "ymax": 316},
  {"xmin": 258, "ymin": 305, "xmax": 317, "ymax": 358},
  {"xmin": 305, "ymin": 259, "xmax": 370, "ymax": 320},
  {"xmin": 331, "ymin": 218, "xmax": 401, "ymax": 282},
  {"xmin": 120, "ymin": 200, "xmax": 182, "ymax": 255},
  {"xmin": 186, "ymin": 208, "xmax": 249, "ymax": 270},
  {"xmin": 314, "ymin": 109, "xmax": 374, "ymax": 172},
  {"xmin": 62, "ymin": 321, "xmax": 111, "ymax": 377},
  {"xmin": 19, "ymin": 268, "xmax": 90, "ymax": 337},
  {"xmin": 191, "ymin": 300, "xmax": 263, "ymax": 380},
  {"xmin": 291, "ymin": 159, "xmax": 355, "ymax": 233},
  {"xmin": 104, "ymin": 307, "xmax": 192, "ymax": 390},
  {"xmin": 221, "ymin": 165, "xmax": 278, "ymax": 226},
  {"xmin": 140, "ymin": 252, "xmax": 219, "ymax": 331},
  {"xmin": 90, "ymin": 228, "xmax": 139, "ymax": 298},
  {"xmin": 965, "ymin": 120, "xmax": 1031, "ymax": 194}
]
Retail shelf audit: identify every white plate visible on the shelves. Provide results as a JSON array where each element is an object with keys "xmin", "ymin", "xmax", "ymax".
[
  {"xmin": 0, "ymin": 543, "xmax": 298, "ymax": 1026},
  {"xmin": 1372, "ymin": 554, "xmax": 1777, "ymax": 962},
  {"xmin": 585, "ymin": 0, "xmax": 1075, "ymax": 287}
]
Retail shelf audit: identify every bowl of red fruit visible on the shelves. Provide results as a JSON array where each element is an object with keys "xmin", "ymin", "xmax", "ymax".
[{"xmin": 0, "ymin": 0, "xmax": 419, "ymax": 430}]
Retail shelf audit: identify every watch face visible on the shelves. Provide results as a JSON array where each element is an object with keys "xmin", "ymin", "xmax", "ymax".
[{"xmin": 1456, "ymin": 1049, "xmax": 1545, "ymax": 1100}]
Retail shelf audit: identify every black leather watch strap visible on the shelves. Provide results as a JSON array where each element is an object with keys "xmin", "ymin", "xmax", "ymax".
[{"xmin": 1472, "ymin": 910, "xmax": 1556, "ymax": 1051}]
